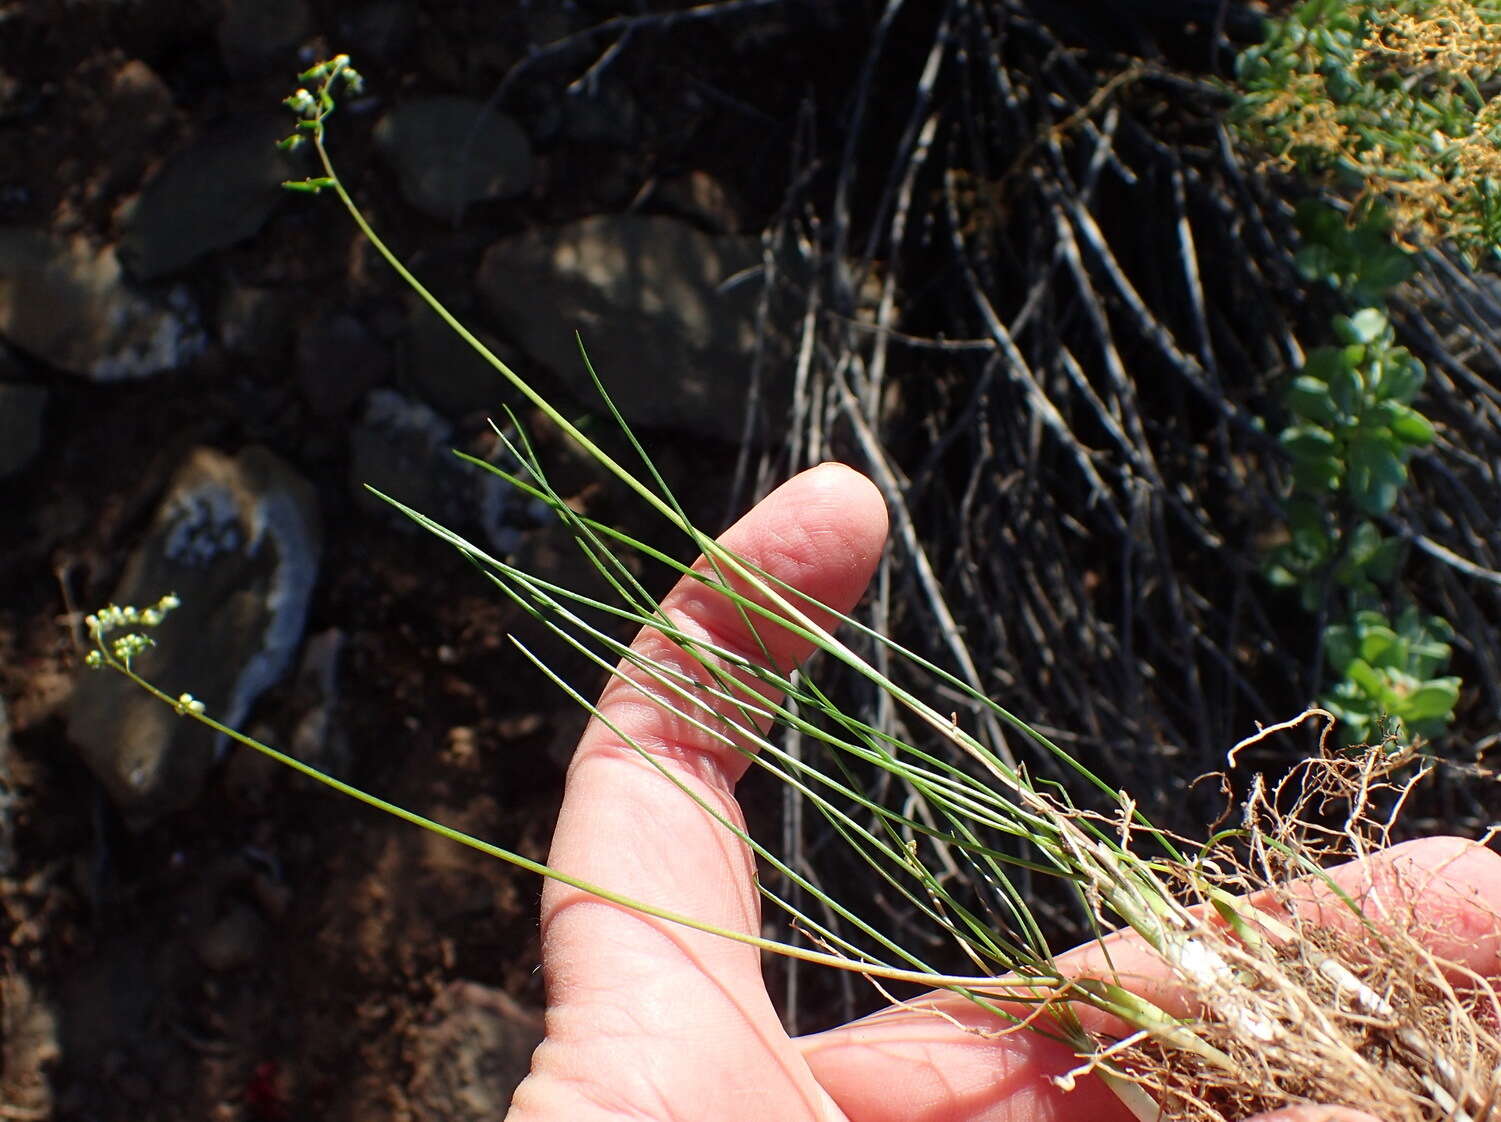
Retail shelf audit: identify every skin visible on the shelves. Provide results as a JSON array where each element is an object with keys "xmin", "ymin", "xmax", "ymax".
[{"xmin": 505, "ymin": 463, "xmax": 1501, "ymax": 1122}]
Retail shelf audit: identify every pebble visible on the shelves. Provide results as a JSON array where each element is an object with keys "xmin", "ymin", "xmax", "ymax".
[
  {"xmin": 374, "ymin": 96, "xmax": 534, "ymax": 223},
  {"xmin": 475, "ymin": 214, "xmax": 784, "ymax": 442},
  {"xmin": 216, "ymin": 0, "xmax": 312, "ymax": 77},
  {"xmin": 67, "ymin": 446, "xmax": 321, "ymax": 826},
  {"xmin": 0, "ymin": 228, "xmax": 205, "ymax": 379},
  {"xmin": 117, "ymin": 114, "xmax": 294, "ymax": 280}
]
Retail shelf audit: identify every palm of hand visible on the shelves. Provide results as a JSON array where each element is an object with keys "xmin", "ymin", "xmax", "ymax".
[{"xmin": 503, "ymin": 466, "xmax": 1500, "ymax": 1122}]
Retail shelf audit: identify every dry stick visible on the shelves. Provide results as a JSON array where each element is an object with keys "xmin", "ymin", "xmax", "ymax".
[
  {"xmin": 1435, "ymin": 566, "xmax": 1501, "ymax": 773},
  {"xmin": 940, "ymin": 170, "xmax": 1119, "ymax": 515},
  {"xmin": 855, "ymin": 0, "xmax": 954, "ymax": 314},
  {"xmin": 487, "ymin": 0, "xmax": 786, "ymax": 103},
  {"xmin": 1063, "ymin": 195, "xmax": 1248, "ymax": 430},
  {"xmin": 866, "ymin": 110, "xmax": 941, "ymax": 409},
  {"xmin": 1415, "ymin": 465, "xmax": 1501, "ymax": 578},
  {"xmin": 836, "ymin": 32, "xmax": 938, "ymax": 753},
  {"xmin": 775, "ymin": 225, "xmax": 825, "ymax": 1033},
  {"xmin": 1395, "ymin": 296, "xmax": 1501, "ymax": 424},
  {"xmin": 1049, "ymin": 193, "xmax": 1234, "ymax": 620},
  {"xmin": 828, "ymin": 0, "xmax": 907, "ymax": 312},
  {"xmin": 823, "ymin": 354, "xmax": 1021, "ymax": 774},
  {"xmin": 1048, "ymin": 208, "xmax": 1167, "ymax": 490},
  {"xmin": 1057, "ymin": 186, "xmax": 1274, "ymax": 755},
  {"xmin": 1212, "ymin": 127, "xmax": 1307, "ymax": 373}
]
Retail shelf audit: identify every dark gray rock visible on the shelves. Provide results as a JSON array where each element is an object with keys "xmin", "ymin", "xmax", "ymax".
[
  {"xmin": 476, "ymin": 214, "xmax": 778, "ymax": 441},
  {"xmin": 68, "ymin": 446, "xmax": 321, "ymax": 826},
  {"xmin": 297, "ymin": 312, "xmax": 390, "ymax": 418},
  {"xmin": 403, "ymin": 294, "xmax": 520, "ymax": 418},
  {"xmin": 350, "ymin": 388, "xmax": 542, "ymax": 557},
  {"xmin": 217, "ymin": 0, "xmax": 312, "ymax": 77},
  {"xmin": 0, "ymin": 229, "xmax": 205, "ymax": 379},
  {"xmin": 349, "ymin": 388, "xmax": 457, "ymax": 524},
  {"xmin": 340, "ymin": 0, "xmax": 418, "ymax": 63},
  {"xmin": 374, "ymin": 96, "xmax": 533, "ymax": 223},
  {"xmin": 117, "ymin": 114, "xmax": 294, "ymax": 280},
  {"xmin": 406, "ymin": 981, "xmax": 543, "ymax": 1122},
  {"xmin": 0, "ymin": 382, "xmax": 45, "ymax": 478},
  {"xmin": 652, "ymin": 170, "xmax": 746, "ymax": 235}
]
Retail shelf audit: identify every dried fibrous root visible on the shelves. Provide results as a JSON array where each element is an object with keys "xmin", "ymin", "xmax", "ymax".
[
  {"xmin": 1063, "ymin": 738, "xmax": 1499, "ymax": 1122},
  {"xmin": 1124, "ymin": 911, "xmax": 1501, "ymax": 1122}
]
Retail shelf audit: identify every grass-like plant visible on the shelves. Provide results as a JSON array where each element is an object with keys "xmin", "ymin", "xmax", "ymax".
[{"xmin": 83, "ymin": 56, "xmax": 1501, "ymax": 1121}]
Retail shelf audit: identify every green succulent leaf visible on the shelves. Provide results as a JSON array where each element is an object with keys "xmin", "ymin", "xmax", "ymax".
[
  {"xmin": 1286, "ymin": 375, "xmax": 1340, "ymax": 427},
  {"xmin": 1281, "ymin": 424, "xmax": 1337, "ymax": 460},
  {"xmin": 1385, "ymin": 402, "xmax": 1435, "ymax": 445},
  {"xmin": 1301, "ymin": 346, "xmax": 1347, "ymax": 387},
  {"xmin": 1328, "ymin": 358, "xmax": 1364, "ymax": 416},
  {"xmin": 1344, "ymin": 658, "xmax": 1390, "ymax": 703},
  {"xmin": 1347, "ymin": 432, "xmax": 1406, "ymax": 513},
  {"xmin": 1324, "ymin": 623, "xmax": 1359, "ymax": 674},
  {"xmin": 1357, "ymin": 624, "xmax": 1403, "ymax": 669},
  {"xmin": 1397, "ymin": 678, "xmax": 1461, "ymax": 723},
  {"xmin": 1348, "ymin": 307, "xmax": 1390, "ymax": 345}
]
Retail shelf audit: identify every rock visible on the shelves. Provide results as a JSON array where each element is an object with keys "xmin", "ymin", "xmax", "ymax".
[
  {"xmin": 0, "ymin": 381, "xmax": 45, "ymax": 478},
  {"xmin": 349, "ymin": 388, "xmax": 455, "ymax": 522},
  {"xmin": 476, "ymin": 214, "xmax": 780, "ymax": 441},
  {"xmin": 340, "ymin": 0, "xmax": 418, "ymax": 64},
  {"xmin": 403, "ymin": 294, "xmax": 520, "ymax": 418},
  {"xmin": 67, "ymin": 446, "xmax": 321, "ymax": 826},
  {"xmin": 217, "ymin": 0, "xmax": 312, "ymax": 78},
  {"xmin": 405, "ymin": 982, "xmax": 543, "ymax": 1122},
  {"xmin": 374, "ymin": 96, "xmax": 533, "ymax": 223},
  {"xmin": 107, "ymin": 60, "xmax": 174, "ymax": 137},
  {"xmin": 652, "ymin": 170, "xmax": 745, "ymax": 235},
  {"xmin": 297, "ymin": 312, "xmax": 389, "ymax": 418},
  {"xmin": 0, "ymin": 229, "xmax": 205, "ymax": 379},
  {"xmin": 118, "ymin": 114, "xmax": 294, "ymax": 280},
  {"xmin": 349, "ymin": 388, "xmax": 541, "ymax": 556}
]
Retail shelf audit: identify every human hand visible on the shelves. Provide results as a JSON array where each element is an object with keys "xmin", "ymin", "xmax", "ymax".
[{"xmin": 504, "ymin": 463, "xmax": 1501, "ymax": 1122}]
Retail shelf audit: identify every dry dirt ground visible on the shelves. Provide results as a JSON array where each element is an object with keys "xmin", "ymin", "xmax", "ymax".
[{"xmin": 0, "ymin": 3, "xmax": 871, "ymax": 1118}]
